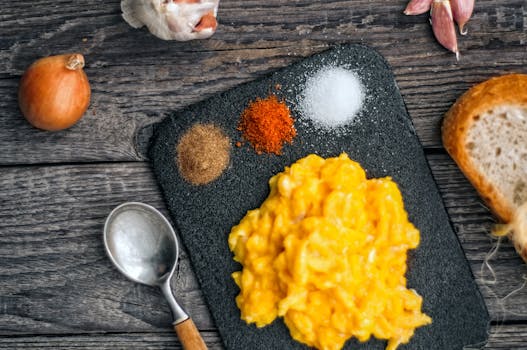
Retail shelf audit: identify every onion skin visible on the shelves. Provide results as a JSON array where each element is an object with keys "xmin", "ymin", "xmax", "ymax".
[{"xmin": 18, "ymin": 53, "xmax": 91, "ymax": 131}]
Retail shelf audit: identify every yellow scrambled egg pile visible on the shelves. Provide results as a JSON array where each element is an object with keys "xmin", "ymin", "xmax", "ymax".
[{"xmin": 228, "ymin": 153, "xmax": 431, "ymax": 350}]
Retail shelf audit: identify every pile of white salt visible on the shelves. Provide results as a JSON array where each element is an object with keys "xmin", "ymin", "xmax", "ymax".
[{"xmin": 299, "ymin": 66, "xmax": 365, "ymax": 128}]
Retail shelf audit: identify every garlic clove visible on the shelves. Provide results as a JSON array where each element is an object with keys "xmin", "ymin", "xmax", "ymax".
[
  {"xmin": 121, "ymin": 0, "xmax": 147, "ymax": 28},
  {"xmin": 404, "ymin": 0, "xmax": 433, "ymax": 16},
  {"xmin": 165, "ymin": 1, "xmax": 215, "ymax": 35},
  {"xmin": 121, "ymin": 0, "xmax": 220, "ymax": 41},
  {"xmin": 450, "ymin": 0, "xmax": 474, "ymax": 35},
  {"xmin": 431, "ymin": 0, "xmax": 459, "ymax": 59},
  {"xmin": 194, "ymin": 12, "xmax": 217, "ymax": 32}
]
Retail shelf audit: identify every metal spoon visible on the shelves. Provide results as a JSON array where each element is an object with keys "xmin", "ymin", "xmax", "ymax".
[{"xmin": 103, "ymin": 202, "xmax": 207, "ymax": 350}]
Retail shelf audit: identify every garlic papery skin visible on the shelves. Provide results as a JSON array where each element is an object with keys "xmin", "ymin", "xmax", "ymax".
[
  {"xmin": 121, "ymin": 0, "xmax": 219, "ymax": 41},
  {"xmin": 450, "ymin": 0, "xmax": 474, "ymax": 35},
  {"xmin": 431, "ymin": 0, "xmax": 459, "ymax": 59},
  {"xmin": 404, "ymin": 0, "xmax": 433, "ymax": 15}
]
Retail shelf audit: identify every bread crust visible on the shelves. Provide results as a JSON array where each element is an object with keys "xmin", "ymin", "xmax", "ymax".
[{"xmin": 442, "ymin": 74, "xmax": 527, "ymax": 223}]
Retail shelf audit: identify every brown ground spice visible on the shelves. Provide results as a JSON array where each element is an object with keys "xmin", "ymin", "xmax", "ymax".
[{"xmin": 176, "ymin": 123, "xmax": 231, "ymax": 185}]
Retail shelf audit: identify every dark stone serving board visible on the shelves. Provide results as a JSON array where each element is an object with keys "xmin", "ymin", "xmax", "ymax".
[{"xmin": 148, "ymin": 44, "xmax": 490, "ymax": 349}]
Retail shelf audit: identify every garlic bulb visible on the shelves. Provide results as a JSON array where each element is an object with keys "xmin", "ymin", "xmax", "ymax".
[{"xmin": 121, "ymin": 0, "xmax": 219, "ymax": 41}]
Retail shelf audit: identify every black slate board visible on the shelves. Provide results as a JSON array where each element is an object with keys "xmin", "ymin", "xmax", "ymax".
[{"xmin": 148, "ymin": 44, "xmax": 490, "ymax": 349}]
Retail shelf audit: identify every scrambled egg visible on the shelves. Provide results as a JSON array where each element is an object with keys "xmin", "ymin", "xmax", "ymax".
[{"xmin": 228, "ymin": 153, "xmax": 431, "ymax": 350}]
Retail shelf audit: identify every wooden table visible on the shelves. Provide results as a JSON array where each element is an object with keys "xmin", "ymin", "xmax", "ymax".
[{"xmin": 1, "ymin": 1, "xmax": 526, "ymax": 349}]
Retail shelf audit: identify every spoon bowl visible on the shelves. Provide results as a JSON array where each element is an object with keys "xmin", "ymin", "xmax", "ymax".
[
  {"xmin": 104, "ymin": 202, "xmax": 178, "ymax": 286},
  {"xmin": 104, "ymin": 202, "xmax": 207, "ymax": 349}
]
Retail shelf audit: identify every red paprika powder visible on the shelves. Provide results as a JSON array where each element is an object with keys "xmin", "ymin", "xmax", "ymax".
[{"xmin": 238, "ymin": 95, "xmax": 296, "ymax": 155}]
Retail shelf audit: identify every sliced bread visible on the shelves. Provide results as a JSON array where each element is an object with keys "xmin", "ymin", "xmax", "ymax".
[{"xmin": 442, "ymin": 74, "xmax": 527, "ymax": 223}]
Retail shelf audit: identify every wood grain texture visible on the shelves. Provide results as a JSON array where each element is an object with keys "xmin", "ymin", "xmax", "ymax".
[
  {"xmin": 0, "ymin": 331, "xmax": 223, "ymax": 349},
  {"xmin": 1, "ymin": 155, "xmax": 527, "ymax": 336},
  {"xmin": 0, "ymin": 324, "xmax": 526, "ymax": 349},
  {"xmin": 1, "ymin": 0, "xmax": 526, "ymax": 164},
  {"xmin": 0, "ymin": 163, "xmax": 214, "ymax": 335},
  {"xmin": 427, "ymin": 154, "xmax": 527, "ymax": 321},
  {"xmin": 174, "ymin": 319, "xmax": 208, "ymax": 350},
  {"xmin": 2, "ymin": 1, "xmax": 527, "ymax": 348}
]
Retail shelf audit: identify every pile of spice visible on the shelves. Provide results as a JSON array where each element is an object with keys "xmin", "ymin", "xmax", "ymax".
[
  {"xmin": 176, "ymin": 123, "xmax": 230, "ymax": 185},
  {"xmin": 299, "ymin": 66, "xmax": 364, "ymax": 128},
  {"xmin": 238, "ymin": 94, "xmax": 296, "ymax": 155}
]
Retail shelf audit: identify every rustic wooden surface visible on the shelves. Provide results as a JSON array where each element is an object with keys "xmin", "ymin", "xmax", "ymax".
[{"xmin": 1, "ymin": 0, "xmax": 527, "ymax": 348}]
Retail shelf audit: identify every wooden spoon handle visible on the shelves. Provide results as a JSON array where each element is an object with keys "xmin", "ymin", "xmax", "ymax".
[{"xmin": 174, "ymin": 318, "xmax": 208, "ymax": 350}]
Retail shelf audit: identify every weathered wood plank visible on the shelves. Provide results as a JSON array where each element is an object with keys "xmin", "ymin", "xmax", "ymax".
[
  {"xmin": 0, "ymin": 163, "xmax": 214, "ymax": 335},
  {"xmin": 484, "ymin": 324, "xmax": 527, "ymax": 349},
  {"xmin": 427, "ymin": 153, "xmax": 527, "ymax": 322},
  {"xmin": 1, "ymin": 154, "xmax": 527, "ymax": 337},
  {"xmin": 0, "ymin": 324, "xmax": 525, "ymax": 349},
  {"xmin": 0, "ymin": 331, "xmax": 223, "ymax": 349},
  {"xmin": 1, "ymin": 0, "xmax": 526, "ymax": 164},
  {"xmin": 2, "ymin": 1, "xmax": 527, "ymax": 348}
]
